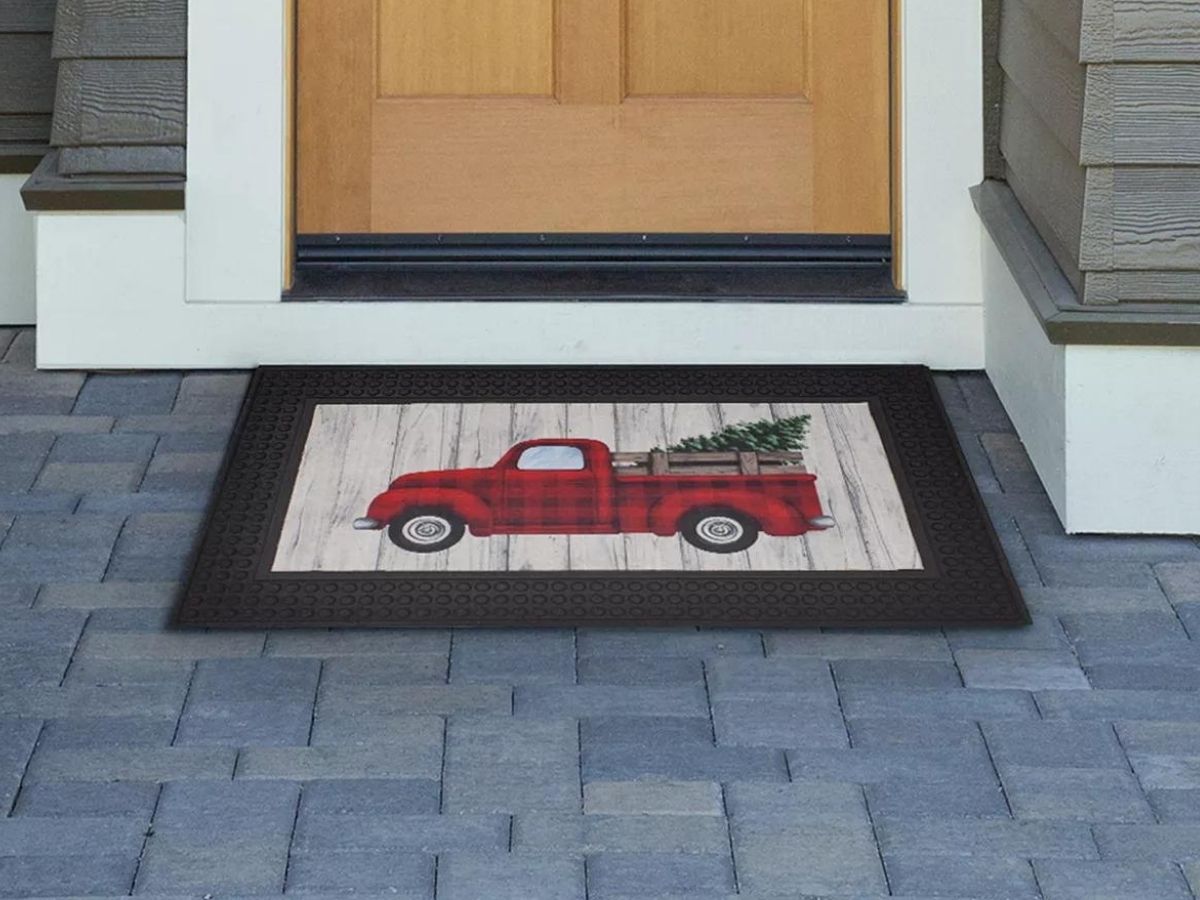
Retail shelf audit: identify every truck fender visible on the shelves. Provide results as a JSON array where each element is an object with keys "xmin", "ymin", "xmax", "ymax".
[
  {"xmin": 366, "ymin": 488, "xmax": 493, "ymax": 532},
  {"xmin": 647, "ymin": 491, "xmax": 806, "ymax": 537}
]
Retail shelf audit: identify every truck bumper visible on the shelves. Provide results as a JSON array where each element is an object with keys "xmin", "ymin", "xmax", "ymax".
[{"xmin": 353, "ymin": 517, "xmax": 383, "ymax": 531}]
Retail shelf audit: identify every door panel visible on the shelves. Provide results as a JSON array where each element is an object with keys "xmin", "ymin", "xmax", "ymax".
[
  {"xmin": 370, "ymin": 103, "xmax": 815, "ymax": 233},
  {"xmin": 378, "ymin": 0, "xmax": 556, "ymax": 97},
  {"xmin": 298, "ymin": 0, "xmax": 891, "ymax": 236},
  {"xmin": 625, "ymin": 0, "xmax": 809, "ymax": 96}
]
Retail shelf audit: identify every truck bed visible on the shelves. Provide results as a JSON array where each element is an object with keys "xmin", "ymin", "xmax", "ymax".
[{"xmin": 611, "ymin": 449, "xmax": 806, "ymax": 477}]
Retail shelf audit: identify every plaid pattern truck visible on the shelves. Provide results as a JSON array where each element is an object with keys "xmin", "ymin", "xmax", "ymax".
[{"xmin": 361, "ymin": 438, "xmax": 831, "ymax": 540}]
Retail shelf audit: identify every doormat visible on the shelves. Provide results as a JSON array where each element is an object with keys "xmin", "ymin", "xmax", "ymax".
[{"xmin": 175, "ymin": 366, "xmax": 1027, "ymax": 628}]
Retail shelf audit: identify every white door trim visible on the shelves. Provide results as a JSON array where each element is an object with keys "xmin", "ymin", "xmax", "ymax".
[
  {"xmin": 185, "ymin": 0, "xmax": 984, "ymax": 309},
  {"xmin": 186, "ymin": 0, "xmax": 287, "ymax": 303}
]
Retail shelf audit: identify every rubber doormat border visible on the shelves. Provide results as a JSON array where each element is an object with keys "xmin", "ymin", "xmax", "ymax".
[{"xmin": 174, "ymin": 365, "xmax": 1028, "ymax": 629}]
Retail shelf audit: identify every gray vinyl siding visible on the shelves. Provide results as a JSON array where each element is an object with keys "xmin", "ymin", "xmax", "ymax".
[
  {"xmin": 998, "ymin": 0, "xmax": 1087, "ymax": 293},
  {"xmin": 983, "ymin": 0, "xmax": 1003, "ymax": 180},
  {"xmin": 47, "ymin": 0, "xmax": 186, "ymax": 178},
  {"xmin": 1081, "ymin": 0, "xmax": 1200, "ymax": 62},
  {"xmin": 0, "ymin": 0, "xmax": 56, "ymax": 163},
  {"xmin": 999, "ymin": 0, "xmax": 1200, "ymax": 306},
  {"xmin": 1082, "ymin": 64, "xmax": 1200, "ymax": 165},
  {"xmin": 1001, "ymin": 87, "xmax": 1087, "ymax": 292}
]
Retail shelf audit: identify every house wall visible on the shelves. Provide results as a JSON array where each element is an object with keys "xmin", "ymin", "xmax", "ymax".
[
  {"xmin": 0, "ymin": 0, "xmax": 55, "ymax": 161},
  {"xmin": 0, "ymin": 0, "xmax": 54, "ymax": 325},
  {"xmin": 1079, "ymin": 1, "xmax": 1200, "ymax": 305},
  {"xmin": 49, "ymin": 0, "xmax": 187, "ymax": 177},
  {"xmin": 982, "ymin": 0, "xmax": 1003, "ymax": 180},
  {"xmin": 998, "ymin": 0, "xmax": 1200, "ymax": 307},
  {"xmin": 982, "ymin": 0, "xmax": 1200, "ymax": 535},
  {"xmin": 997, "ymin": 0, "xmax": 1086, "ymax": 293},
  {"xmin": 982, "ymin": 193, "xmax": 1200, "ymax": 535}
]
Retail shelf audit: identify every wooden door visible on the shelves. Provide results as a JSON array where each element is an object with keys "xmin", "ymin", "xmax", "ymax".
[{"xmin": 297, "ymin": 0, "xmax": 891, "ymax": 236}]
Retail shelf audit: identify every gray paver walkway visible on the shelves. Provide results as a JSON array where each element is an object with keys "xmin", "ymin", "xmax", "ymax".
[{"xmin": 1, "ymin": 325, "xmax": 1199, "ymax": 899}]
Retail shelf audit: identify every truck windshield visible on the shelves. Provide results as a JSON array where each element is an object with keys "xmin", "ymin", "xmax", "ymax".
[{"xmin": 516, "ymin": 445, "xmax": 586, "ymax": 471}]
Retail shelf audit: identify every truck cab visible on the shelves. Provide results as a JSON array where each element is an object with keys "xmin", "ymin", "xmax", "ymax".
[{"xmin": 491, "ymin": 439, "xmax": 617, "ymax": 531}]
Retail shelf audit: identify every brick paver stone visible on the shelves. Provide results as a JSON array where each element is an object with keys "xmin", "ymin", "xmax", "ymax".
[{"xmin": 135, "ymin": 780, "xmax": 298, "ymax": 894}]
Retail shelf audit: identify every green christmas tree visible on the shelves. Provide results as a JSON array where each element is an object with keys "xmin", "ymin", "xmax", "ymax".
[{"xmin": 666, "ymin": 415, "xmax": 811, "ymax": 453}]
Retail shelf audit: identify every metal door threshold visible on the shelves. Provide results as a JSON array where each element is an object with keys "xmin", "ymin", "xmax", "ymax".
[{"xmin": 287, "ymin": 234, "xmax": 902, "ymax": 303}]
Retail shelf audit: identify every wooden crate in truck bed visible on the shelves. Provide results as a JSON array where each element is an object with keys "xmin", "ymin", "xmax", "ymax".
[{"xmin": 611, "ymin": 450, "xmax": 807, "ymax": 477}]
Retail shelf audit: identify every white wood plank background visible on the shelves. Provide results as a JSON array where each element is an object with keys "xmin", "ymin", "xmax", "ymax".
[{"xmin": 272, "ymin": 402, "xmax": 923, "ymax": 573}]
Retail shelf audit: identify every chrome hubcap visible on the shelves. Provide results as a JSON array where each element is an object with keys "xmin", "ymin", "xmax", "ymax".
[
  {"xmin": 696, "ymin": 516, "xmax": 744, "ymax": 545},
  {"xmin": 401, "ymin": 515, "xmax": 452, "ymax": 546}
]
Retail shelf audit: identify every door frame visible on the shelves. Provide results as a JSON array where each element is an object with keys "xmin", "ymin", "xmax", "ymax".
[
  {"xmin": 283, "ymin": 0, "xmax": 907, "ymax": 291},
  {"xmin": 32, "ymin": 0, "xmax": 987, "ymax": 369},
  {"xmin": 182, "ymin": 0, "xmax": 986, "ymax": 314}
]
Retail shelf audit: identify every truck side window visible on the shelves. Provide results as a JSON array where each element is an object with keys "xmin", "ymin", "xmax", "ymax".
[{"xmin": 517, "ymin": 445, "xmax": 586, "ymax": 471}]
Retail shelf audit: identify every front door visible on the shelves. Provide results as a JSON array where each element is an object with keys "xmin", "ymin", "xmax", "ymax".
[{"xmin": 297, "ymin": 0, "xmax": 891, "ymax": 238}]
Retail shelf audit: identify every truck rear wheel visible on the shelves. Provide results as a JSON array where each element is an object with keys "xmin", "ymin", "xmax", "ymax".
[
  {"xmin": 387, "ymin": 509, "xmax": 465, "ymax": 553},
  {"xmin": 679, "ymin": 508, "xmax": 760, "ymax": 554}
]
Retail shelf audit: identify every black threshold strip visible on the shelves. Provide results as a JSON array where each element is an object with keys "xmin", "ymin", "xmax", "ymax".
[{"xmin": 286, "ymin": 234, "xmax": 903, "ymax": 303}]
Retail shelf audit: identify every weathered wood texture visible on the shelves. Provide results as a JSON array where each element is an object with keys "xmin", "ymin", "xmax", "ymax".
[
  {"xmin": 33, "ymin": 0, "xmax": 186, "ymax": 189},
  {"xmin": 1083, "ymin": 65, "xmax": 1200, "ymax": 165},
  {"xmin": 1083, "ymin": 269, "xmax": 1200, "ymax": 306},
  {"xmin": 1081, "ymin": 0, "xmax": 1200, "ymax": 62},
  {"xmin": 999, "ymin": 0, "xmax": 1200, "ymax": 309},
  {"xmin": 1082, "ymin": 167, "xmax": 1200, "ymax": 271},
  {"xmin": 53, "ymin": 0, "xmax": 185, "ymax": 57},
  {"xmin": 0, "ymin": 0, "xmax": 55, "ymax": 30},
  {"xmin": 52, "ymin": 60, "xmax": 185, "ymax": 146},
  {"xmin": 57, "ymin": 145, "xmax": 185, "ymax": 176},
  {"xmin": 0, "ymin": 1, "xmax": 55, "ymax": 164},
  {"xmin": 273, "ymin": 402, "xmax": 923, "ymax": 574}
]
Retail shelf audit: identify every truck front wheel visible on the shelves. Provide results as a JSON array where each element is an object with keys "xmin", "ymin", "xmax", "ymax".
[
  {"xmin": 387, "ymin": 509, "xmax": 466, "ymax": 553},
  {"xmin": 679, "ymin": 508, "xmax": 760, "ymax": 554}
]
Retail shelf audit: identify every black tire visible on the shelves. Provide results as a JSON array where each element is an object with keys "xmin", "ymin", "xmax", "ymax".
[
  {"xmin": 387, "ymin": 508, "xmax": 466, "ymax": 553},
  {"xmin": 679, "ymin": 507, "xmax": 760, "ymax": 554}
]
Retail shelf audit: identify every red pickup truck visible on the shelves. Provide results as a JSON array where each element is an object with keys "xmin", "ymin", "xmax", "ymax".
[{"xmin": 353, "ymin": 438, "xmax": 835, "ymax": 554}]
